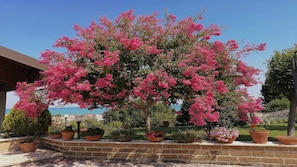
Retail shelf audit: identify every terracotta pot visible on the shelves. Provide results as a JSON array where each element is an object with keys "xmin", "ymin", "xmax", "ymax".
[
  {"xmin": 146, "ymin": 136, "xmax": 164, "ymax": 142},
  {"xmin": 249, "ymin": 131, "xmax": 270, "ymax": 144},
  {"xmin": 114, "ymin": 136, "xmax": 133, "ymax": 142},
  {"xmin": 50, "ymin": 133, "xmax": 62, "ymax": 139},
  {"xmin": 61, "ymin": 131, "xmax": 75, "ymax": 141},
  {"xmin": 163, "ymin": 122, "xmax": 169, "ymax": 127},
  {"xmin": 19, "ymin": 141, "xmax": 39, "ymax": 153},
  {"xmin": 85, "ymin": 135, "xmax": 102, "ymax": 141},
  {"xmin": 216, "ymin": 137, "xmax": 237, "ymax": 144},
  {"xmin": 276, "ymin": 136, "xmax": 297, "ymax": 145}
]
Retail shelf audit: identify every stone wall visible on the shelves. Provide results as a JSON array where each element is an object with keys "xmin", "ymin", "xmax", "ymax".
[
  {"xmin": 41, "ymin": 137, "xmax": 297, "ymax": 166},
  {"xmin": 0, "ymin": 137, "xmax": 27, "ymax": 152}
]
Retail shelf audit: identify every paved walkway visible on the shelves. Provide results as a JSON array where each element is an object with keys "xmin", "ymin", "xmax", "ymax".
[{"xmin": 0, "ymin": 149, "xmax": 63, "ymax": 167}]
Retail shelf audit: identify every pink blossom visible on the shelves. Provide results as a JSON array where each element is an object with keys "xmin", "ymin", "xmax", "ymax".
[
  {"xmin": 257, "ymin": 43, "xmax": 266, "ymax": 51},
  {"xmin": 95, "ymin": 78, "xmax": 108, "ymax": 88},
  {"xmin": 216, "ymin": 80, "xmax": 228, "ymax": 93},
  {"xmin": 120, "ymin": 37, "xmax": 143, "ymax": 50},
  {"xmin": 149, "ymin": 46, "xmax": 162, "ymax": 54},
  {"xmin": 76, "ymin": 81, "xmax": 91, "ymax": 91},
  {"xmin": 105, "ymin": 74, "xmax": 113, "ymax": 81},
  {"xmin": 226, "ymin": 40, "xmax": 238, "ymax": 51},
  {"xmin": 169, "ymin": 14, "xmax": 176, "ymax": 22},
  {"xmin": 251, "ymin": 115, "xmax": 262, "ymax": 124}
]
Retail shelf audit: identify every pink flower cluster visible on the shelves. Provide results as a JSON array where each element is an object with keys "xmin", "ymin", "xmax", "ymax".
[
  {"xmin": 133, "ymin": 70, "xmax": 176, "ymax": 101},
  {"xmin": 209, "ymin": 127, "xmax": 239, "ymax": 142}
]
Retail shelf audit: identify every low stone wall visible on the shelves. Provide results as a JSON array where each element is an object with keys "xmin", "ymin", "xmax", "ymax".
[
  {"xmin": 41, "ymin": 137, "xmax": 297, "ymax": 166},
  {"xmin": 0, "ymin": 137, "xmax": 27, "ymax": 152}
]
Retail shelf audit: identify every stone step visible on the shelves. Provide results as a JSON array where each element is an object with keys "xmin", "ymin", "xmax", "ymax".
[{"xmin": 0, "ymin": 149, "xmax": 63, "ymax": 167}]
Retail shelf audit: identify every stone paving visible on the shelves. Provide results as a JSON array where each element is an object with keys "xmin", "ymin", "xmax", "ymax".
[
  {"xmin": 0, "ymin": 149, "xmax": 245, "ymax": 167},
  {"xmin": 0, "ymin": 149, "xmax": 62, "ymax": 167}
]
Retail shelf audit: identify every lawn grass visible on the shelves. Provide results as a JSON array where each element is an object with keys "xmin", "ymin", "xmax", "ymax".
[{"xmin": 133, "ymin": 123, "xmax": 289, "ymax": 141}]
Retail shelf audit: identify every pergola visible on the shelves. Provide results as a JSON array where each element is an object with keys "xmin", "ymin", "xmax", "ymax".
[{"xmin": 0, "ymin": 46, "xmax": 47, "ymax": 132}]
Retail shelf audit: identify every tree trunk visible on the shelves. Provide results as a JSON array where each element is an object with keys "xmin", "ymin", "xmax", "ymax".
[
  {"xmin": 287, "ymin": 92, "xmax": 296, "ymax": 136},
  {"xmin": 144, "ymin": 109, "xmax": 151, "ymax": 132}
]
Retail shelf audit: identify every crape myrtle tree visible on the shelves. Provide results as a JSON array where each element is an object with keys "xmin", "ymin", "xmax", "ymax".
[
  {"xmin": 15, "ymin": 10, "xmax": 265, "ymax": 132},
  {"xmin": 261, "ymin": 45, "xmax": 297, "ymax": 136}
]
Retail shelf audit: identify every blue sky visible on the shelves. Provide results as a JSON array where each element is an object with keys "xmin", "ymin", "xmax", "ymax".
[{"xmin": 1, "ymin": 1, "xmax": 297, "ymax": 109}]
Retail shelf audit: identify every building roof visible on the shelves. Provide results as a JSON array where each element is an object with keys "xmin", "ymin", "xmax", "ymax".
[{"xmin": 0, "ymin": 46, "xmax": 47, "ymax": 91}]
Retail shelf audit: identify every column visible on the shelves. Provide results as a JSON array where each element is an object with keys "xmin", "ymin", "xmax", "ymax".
[{"xmin": 0, "ymin": 91, "xmax": 6, "ymax": 132}]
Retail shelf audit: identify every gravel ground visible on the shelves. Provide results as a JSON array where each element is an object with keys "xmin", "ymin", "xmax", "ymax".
[{"xmin": 21, "ymin": 158, "xmax": 245, "ymax": 167}]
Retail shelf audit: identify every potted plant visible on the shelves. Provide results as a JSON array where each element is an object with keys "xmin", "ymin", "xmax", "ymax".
[
  {"xmin": 109, "ymin": 129, "xmax": 135, "ymax": 142},
  {"xmin": 48, "ymin": 125, "xmax": 62, "ymax": 139},
  {"xmin": 61, "ymin": 125, "xmax": 75, "ymax": 141},
  {"xmin": 209, "ymin": 127, "xmax": 239, "ymax": 143},
  {"xmin": 146, "ymin": 130, "xmax": 165, "ymax": 142},
  {"xmin": 249, "ymin": 124, "xmax": 269, "ymax": 144},
  {"xmin": 19, "ymin": 137, "xmax": 39, "ymax": 153},
  {"xmin": 163, "ymin": 121, "xmax": 170, "ymax": 127},
  {"xmin": 84, "ymin": 127, "xmax": 104, "ymax": 141},
  {"xmin": 276, "ymin": 136, "xmax": 297, "ymax": 145},
  {"xmin": 171, "ymin": 129, "xmax": 204, "ymax": 143}
]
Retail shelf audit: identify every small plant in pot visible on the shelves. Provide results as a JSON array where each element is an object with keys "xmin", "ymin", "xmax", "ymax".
[
  {"xmin": 48, "ymin": 125, "xmax": 62, "ymax": 139},
  {"xmin": 61, "ymin": 125, "xmax": 75, "ymax": 141},
  {"xmin": 249, "ymin": 124, "xmax": 270, "ymax": 144},
  {"xmin": 19, "ymin": 137, "xmax": 40, "ymax": 153},
  {"xmin": 84, "ymin": 127, "xmax": 104, "ymax": 141},
  {"xmin": 109, "ymin": 129, "xmax": 135, "ymax": 142},
  {"xmin": 209, "ymin": 127, "xmax": 239, "ymax": 143},
  {"xmin": 171, "ymin": 129, "xmax": 204, "ymax": 143},
  {"xmin": 146, "ymin": 130, "xmax": 165, "ymax": 142},
  {"xmin": 163, "ymin": 121, "xmax": 170, "ymax": 127}
]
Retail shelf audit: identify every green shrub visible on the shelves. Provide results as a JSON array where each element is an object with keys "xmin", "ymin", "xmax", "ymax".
[
  {"xmin": 150, "ymin": 102, "xmax": 176, "ymax": 128},
  {"xmin": 109, "ymin": 129, "xmax": 135, "ymax": 141},
  {"xmin": 103, "ymin": 102, "xmax": 176, "ymax": 128},
  {"xmin": 263, "ymin": 97, "xmax": 290, "ymax": 112},
  {"xmin": 103, "ymin": 121, "xmax": 123, "ymax": 134},
  {"xmin": 85, "ymin": 127, "xmax": 104, "ymax": 136},
  {"xmin": 151, "ymin": 111, "xmax": 176, "ymax": 128},
  {"xmin": 171, "ymin": 129, "xmax": 204, "ymax": 143},
  {"xmin": 2, "ymin": 108, "xmax": 51, "ymax": 137},
  {"xmin": 103, "ymin": 107, "xmax": 145, "ymax": 128}
]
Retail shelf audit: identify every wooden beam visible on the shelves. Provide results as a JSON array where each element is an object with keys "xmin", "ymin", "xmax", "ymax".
[{"xmin": 0, "ymin": 46, "xmax": 47, "ymax": 71}]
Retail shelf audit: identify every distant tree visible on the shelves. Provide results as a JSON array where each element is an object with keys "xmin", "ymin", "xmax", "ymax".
[
  {"xmin": 262, "ymin": 96, "xmax": 290, "ymax": 113},
  {"xmin": 103, "ymin": 102, "xmax": 176, "ymax": 128},
  {"xmin": 261, "ymin": 45, "xmax": 297, "ymax": 136},
  {"xmin": 176, "ymin": 101, "xmax": 192, "ymax": 126},
  {"xmin": 103, "ymin": 106, "xmax": 145, "ymax": 128}
]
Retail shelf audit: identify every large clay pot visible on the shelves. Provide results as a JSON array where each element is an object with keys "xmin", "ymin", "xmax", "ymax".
[
  {"xmin": 114, "ymin": 136, "xmax": 133, "ymax": 142},
  {"xmin": 19, "ymin": 141, "xmax": 39, "ymax": 153},
  {"xmin": 250, "ymin": 131, "xmax": 270, "ymax": 144},
  {"xmin": 85, "ymin": 135, "xmax": 102, "ymax": 141},
  {"xmin": 215, "ymin": 136, "xmax": 237, "ymax": 144},
  {"xmin": 49, "ymin": 133, "xmax": 62, "ymax": 139},
  {"xmin": 146, "ymin": 136, "xmax": 164, "ymax": 142},
  {"xmin": 61, "ymin": 131, "xmax": 75, "ymax": 141},
  {"xmin": 276, "ymin": 136, "xmax": 297, "ymax": 145}
]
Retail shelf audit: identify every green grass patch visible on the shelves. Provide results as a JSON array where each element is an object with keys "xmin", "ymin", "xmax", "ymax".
[{"xmin": 131, "ymin": 123, "xmax": 290, "ymax": 141}]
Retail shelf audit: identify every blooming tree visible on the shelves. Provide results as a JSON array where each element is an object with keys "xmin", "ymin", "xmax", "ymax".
[{"xmin": 15, "ymin": 10, "xmax": 265, "ymax": 131}]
